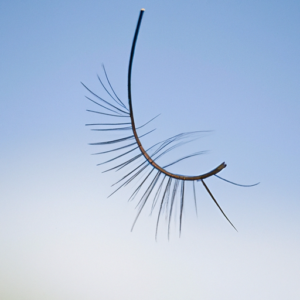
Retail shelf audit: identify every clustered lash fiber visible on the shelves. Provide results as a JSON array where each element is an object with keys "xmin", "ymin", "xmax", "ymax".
[{"xmin": 83, "ymin": 9, "xmax": 259, "ymax": 239}]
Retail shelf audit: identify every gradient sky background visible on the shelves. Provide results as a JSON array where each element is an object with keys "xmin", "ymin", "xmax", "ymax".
[{"xmin": 1, "ymin": 0, "xmax": 300, "ymax": 299}]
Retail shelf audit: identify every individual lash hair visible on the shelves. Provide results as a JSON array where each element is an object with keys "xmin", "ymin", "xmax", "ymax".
[{"xmin": 83, "ymin": 9, "xmax": 259, "ymax": 238}]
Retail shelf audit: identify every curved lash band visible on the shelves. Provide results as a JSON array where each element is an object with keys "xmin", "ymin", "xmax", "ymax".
[{"xmin": 84, "ymin": 9, "xmax": 259, "ymax": 238}]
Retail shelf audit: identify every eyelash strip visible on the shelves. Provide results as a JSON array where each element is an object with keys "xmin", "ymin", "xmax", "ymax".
[{"xmin": 84, "ymin": 9, "xmax": 259, "ymax": 238}]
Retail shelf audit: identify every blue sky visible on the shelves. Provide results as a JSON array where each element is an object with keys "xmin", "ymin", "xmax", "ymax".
[{"xmin": 1, "ymin": 0, "xmax": 300, "ymax": 299}]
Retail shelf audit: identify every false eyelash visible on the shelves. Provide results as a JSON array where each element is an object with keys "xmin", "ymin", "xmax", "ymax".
[{"xmin": 84, "ymin": 9, "xmax": 259, "ymax": 238}]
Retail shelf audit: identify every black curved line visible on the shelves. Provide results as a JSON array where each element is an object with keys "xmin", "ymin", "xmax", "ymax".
[
  {"xmin": 102, "ymin": 64, "xmax": 129, "ymax": 111},
  {"xmin": 97, "ymin": 74, "xmax": 125, "ymax": 109},
  {"xmin": 193, "ymin": 181, "xmax": 198, "ymax": 216},
  {"xmin": 86, "ymin": 122, "xmax": 131, "ymax": 126},
  {"xmin": 86, "ymin": 96, "xmax": 123, "ymax": 116},
  {"xmin": 96, "ymin": 146, "xmax": 139, "ymax": 166},
  {"xmin": 214, "ymin": 175, "xmax": 260, "ymax": 187},
  {"xmin": 82, "ymin": 82, "xmax": 129, "ymax": 115},
  {"xmin": 127, "ymin": 9, "xmax": 226, "ymax": 181},
  {"xmin": 86, "ymin": 109, "xmax": 129, "ymax": 118},
  {"xmin": 90, "ymin": 114, "xmax": 159, "ymax": 132},
  {"xmin": 201, "ymin": 179, "xmax": 237, "ymax": 231},
  {"xmin": 163, "ymin": 151, "xmax": 207, "ymax": 169}
]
